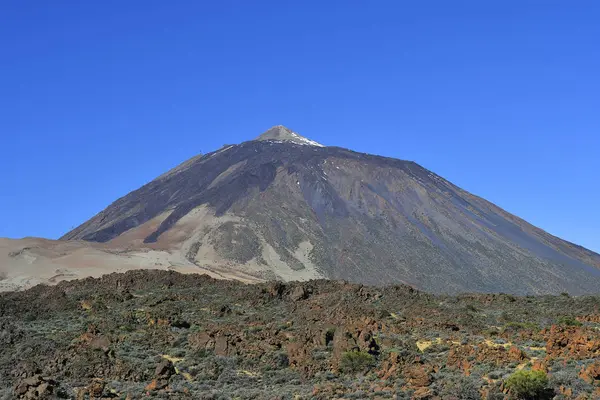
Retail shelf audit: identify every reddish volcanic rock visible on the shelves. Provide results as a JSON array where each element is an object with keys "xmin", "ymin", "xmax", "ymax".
[
  {"xmin": 545, "ymin": 326, "xmax": 600, "ymax": 359},
  {"xmin": 579, "ymin": 361, "xmax": 600, "ymax": 384}
]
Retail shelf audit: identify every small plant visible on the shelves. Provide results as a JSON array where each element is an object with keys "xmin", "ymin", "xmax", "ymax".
[
  {"xmin": 503, "ymin": 322, "xmax": 539, "ymax": 332},
  {"xmin": 465, "ymin": 304, "xmax": 480, "ymax": 313},
  {"xmin": 556, "ymin": 316, "xmax": 582, "ymax": 327},
  {"xmin": 500, "ymin": 311, "xmax": 512, "ymax": 322},
  {"xmin": 324, "ymin": 328, "xmax": 336, "ymax": 346},
  {"xmin": 435, "ymin": 373, "xmax": 481, "ymax": 400},
  {"xmin": 484, "ymin": 328, "xmax": 500, "ymax": 336},
  {"xmin": 423, "ymin": 342, "xmax": 449, "ymax": 354},
  {"xmin": 504, "ymin": 370, "xmax": 549, "ymax": 399},
  {"xmin": 339, "ymin": 351, "xmax": 374, "ymax": 373}
]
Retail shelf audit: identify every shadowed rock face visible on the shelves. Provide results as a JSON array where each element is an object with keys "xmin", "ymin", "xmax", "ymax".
[{"xmin": 61, "ymin": 126, "xmax": 600, "ymax": 294}]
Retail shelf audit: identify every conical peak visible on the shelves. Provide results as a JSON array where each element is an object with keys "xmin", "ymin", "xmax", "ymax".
[
  {"xmin": 257, "ymin": 125, "xmax": 294, "ymax": 140},
  {"xmin": 256, "ymin": 125, "xmax": 324, "ymax": 147}
]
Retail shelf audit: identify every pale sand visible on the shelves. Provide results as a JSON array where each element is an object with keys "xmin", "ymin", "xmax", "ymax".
[{"xmin": 0, "ymin": 237, "xmax": 262, "ymax": 292}]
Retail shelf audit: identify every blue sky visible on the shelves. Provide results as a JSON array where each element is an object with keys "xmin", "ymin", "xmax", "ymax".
[{"xmin": 1, "ymin": 1, "xmax": 599, "ymax": 252}]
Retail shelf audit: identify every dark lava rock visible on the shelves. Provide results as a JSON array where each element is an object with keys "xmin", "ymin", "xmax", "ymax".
[{"xmin": 154, "ymin": 359, "xmax": 175, "ymax": 380}]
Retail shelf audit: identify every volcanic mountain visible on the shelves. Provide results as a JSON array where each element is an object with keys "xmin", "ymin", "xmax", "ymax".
[{"xmin": 52, "ymin": 125, "xmax": 600, "ymax": 294}]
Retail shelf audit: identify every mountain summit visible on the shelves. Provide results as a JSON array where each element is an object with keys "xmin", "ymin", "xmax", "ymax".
[
  {"xmin": 57, "ymin": 126, "xmax": 600, "ymax": 294},
  {"xmin": 256, "ymin": 125, "xmax": 324, "ymax": 147}
]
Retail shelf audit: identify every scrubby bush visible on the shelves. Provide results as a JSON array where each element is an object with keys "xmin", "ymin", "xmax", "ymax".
[
  {"xmin": 339, "ymin": 351, "xmax": 374, "ymax": 373},
  {"xmin": 488, "ymin": 369, "xmax": 510, "ymax": 380},
  {"xmin": 556, "ymin": 316, "xmax": 582, "ymax": 327},
  {"xmin": 434, "ymin": 373, "xmax": 481, "ymax": 399},
  {"xmin": 503, "ymin": 322, "xmax": 539, "ymax": 332},
  {"xmin": 504, "ymin": 370, "xmax": 550, "ymax": 399},
  {"xmin": 485, "ymin": 385, "xmax": 506, "ymax": 400},
  {"xmin": 325, "ymin": 328, "xmax": 336, "ymax": 346},
  {"xmin": 465, "ymin": 304, "xmax": 480, "ymax": 313},
  {"xmin": 549, "ymin": 367, "xmax": 593, "ymax": 396}
]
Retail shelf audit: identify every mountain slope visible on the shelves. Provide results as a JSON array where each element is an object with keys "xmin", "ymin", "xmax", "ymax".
[{"xmin": 61, "ymin": 126, "xmax": 600, "ymax": 294}]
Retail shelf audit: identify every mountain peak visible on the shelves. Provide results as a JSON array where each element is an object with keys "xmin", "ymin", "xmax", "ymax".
[{"xmin": 256, "ymin": 125, "xmax": 324, "ymax": 147}]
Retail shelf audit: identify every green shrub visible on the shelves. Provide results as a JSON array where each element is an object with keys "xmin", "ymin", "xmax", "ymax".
[
  {"xmin": 339, "ymin": 351, "xmax": 374, "ymax": 373},
  {"xmin": 556, "ymin": 316, "xmax": 582, "ymax": 327},
  {"xmin": 504, "ymin": 370, "xmax": 549, "ymax": 399}
]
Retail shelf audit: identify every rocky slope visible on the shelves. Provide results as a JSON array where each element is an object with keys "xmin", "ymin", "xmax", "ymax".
[
  {"xmin": 1, "ymin": 270, "xmax": 600, "ymax": 399},
  {"xmin": 59, "ymin": 125, "xmax": 600, "ymax": 295}
]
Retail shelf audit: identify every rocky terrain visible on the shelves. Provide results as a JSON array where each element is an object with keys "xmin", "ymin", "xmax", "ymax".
[
  {"xmin": 55, "ymin": 125, "xmax": 600, "ymax": 295},
  {"xmin": 2, "ymin": 125, "xmax": 600, "ymax": 400},
  {"xmin": 1, "ymin": 270, "xmax": 600, "ymax": 399}
]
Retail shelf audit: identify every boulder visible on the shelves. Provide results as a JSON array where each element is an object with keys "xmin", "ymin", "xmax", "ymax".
[
  {"xmin": 155, "ymin": 359, "xmax": 175, "ymax": 379},
  {"xmin": 579, "ymin": 361, "xmax": 600, "ymax": 384},
  {"xmin": 289, "ymin": 286, "xmax": 308, "ymax": 301}
]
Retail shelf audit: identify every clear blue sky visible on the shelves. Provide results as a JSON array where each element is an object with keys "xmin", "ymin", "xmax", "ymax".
[{"xmin": 1, "ymin": 1, "xmax": 599, "ymax": 252}]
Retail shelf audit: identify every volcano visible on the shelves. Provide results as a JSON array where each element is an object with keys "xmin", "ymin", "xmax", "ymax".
[{"xmin": 52, "ymin": 125, "xmax": 600, "ymax": 294}]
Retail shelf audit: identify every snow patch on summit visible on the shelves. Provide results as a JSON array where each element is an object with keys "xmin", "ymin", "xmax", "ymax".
[
  {"xmin": 289, "ymin": 132, "xmax": 325, "ymax": 147},
  {"xmin": 256, "ymin": 125, "xmax": 325, "ymax": 147}
]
